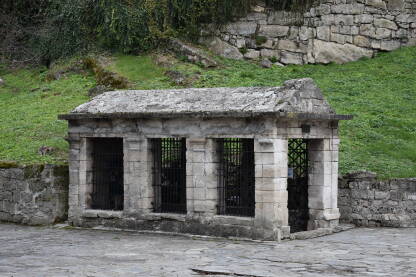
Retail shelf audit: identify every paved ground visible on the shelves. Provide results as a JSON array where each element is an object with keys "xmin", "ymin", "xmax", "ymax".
[{"xmin": 0, "ymin": 224, "xmax": 415, "ymax": 277}]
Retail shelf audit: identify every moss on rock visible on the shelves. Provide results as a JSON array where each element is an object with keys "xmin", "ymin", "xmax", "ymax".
[{"xmin": 0, "ymin": 161, "xmax": 19, "ymax": 169}]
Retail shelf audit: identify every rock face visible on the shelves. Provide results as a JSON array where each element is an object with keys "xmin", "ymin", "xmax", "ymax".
[
  {"xmin": 168, "ymin": 39, "xmax": 217, "ymax": 68},
  {"xmin": 313, "ymin": 40, "xmax": 374, "ymax": 64},
  {"xmin": 199, "ymin": 37, "xmax": 244, "ymax": 60},
  {"xmin": 201, "ymin": 0, "xmax": 416, "ymax": 64}
]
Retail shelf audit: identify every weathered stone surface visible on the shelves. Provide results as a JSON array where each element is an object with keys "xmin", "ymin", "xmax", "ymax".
[
  {"xmin": 267, "ymin": 11, "xmax": 302, "ymax": 25},
  {"xmin": 353, "ymin": 35, "xmax": 372, "ymax": 47},
  {"xmin": 339, "ymin": 172, "xmax": 416, "ymax": 227},
  {"xmin": 331, "ymin": 4, "xmax": 365, "ymax": 14},
  {"xmin": 200, "ymin": 37, "xmax": 243, "ymax": 60},
  {"xmin": 205, "ymin": 0, "xmax": 414, "ymax": 64},
  {"xmin": 317, "ymin": 26, "xmax": 331, "ymax": 41},
  {"xmin": 260, "ymin": 58, "xmax": 273, "ymax": 68},
  {"xmin": 0, "ymin": 165, "xmax": 68, "ymax": 225},
  {"xmin": 244, "ymin": 49, "xmax": 260, "ymax": 59},
  {"xmin": 168, "ymin": 39, "xmax": 218, "ymax": 68},
  {"xmin": 334, "ymin": 14, "xmax": 355, "ymax": 25},
  {"xmin": 312, "ymin": 40, "xmax": 373, "ymax": 64},
  {"xmin": 380, "ymin": 39, "xmax": 401, "ymax": 50},
  {"xmin": 260, "ymin": 49, "xmax": 280, "ymax": 58},
  {"xmin": 374, "ymin": 18, "xmax": 398, "ymax": 30},
  {"xmin": 246, "ymin": 12, "xmax": 267, "ymax": 21},
  {"xmin": 355, "ymin": 14, "xmax": 374, "ymax": 23},
  {"xmin": 385, "ymin": 0, "xmax": 405, "ymax": 10},
  {"xmin": 2, "ymin": 224, "xmax": 416, "ymax": 276},
  {"xmin": 374, "ymin": 27, "xmax": 392, "ymax": 39},
  {"xmin": 280, "ymin": 51, "xmax": 304, "ymax": 65},
  {"xmin": 258, "ymin": 25, "xmax": 290, "ymax": 37},
  {"xmin": 278, "ymin": 40, "xmax": 306, "ymax": 53},
  {"xmin": 366, "ymin": 0, "xmax": 387, "ymax": 9},
  {"xmin": 68, "ymin": 78, "xmax": 335, "ymax": 116},
  {"xmin": 223, "ymin": 21, "xmax": 257, "ymax": 36}
]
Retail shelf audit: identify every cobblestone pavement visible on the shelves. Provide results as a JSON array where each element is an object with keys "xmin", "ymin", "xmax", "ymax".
[{"xmin": 0, "ymin": 223, "xmax": 415, "ymax": 277}]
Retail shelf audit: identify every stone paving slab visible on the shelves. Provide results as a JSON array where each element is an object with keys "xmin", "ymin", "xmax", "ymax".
[{"xmin": 0, "ymin": 223, "xmax": 415, "ymax": 277}]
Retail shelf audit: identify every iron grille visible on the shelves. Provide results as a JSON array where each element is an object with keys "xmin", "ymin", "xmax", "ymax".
[
  {"xmin": 152, "ymin": 138, "xmax": 187, "ymax": 214},
  {"xmin": 288, "ymin": 138, "xmax": 309, "ymax": 232},
  {"xmin": 91, "ymin": 138, "xmax": 124, "ymax": 211},
  {"xmin": 217, "ymin": 138, "xmax": 255, "ymax": 217}
]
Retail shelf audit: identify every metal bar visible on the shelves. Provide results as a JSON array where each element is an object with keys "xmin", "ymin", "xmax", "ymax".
[
  {"xmin": 217, "ymin": 138, "xmax": 255, "ymax": 217},
  {"xmin": 152, "ymin": 138, "xmax": 187, "ymax": 214},
  {"xmin": 288, "ymin": 139, "xmax": 309, "ymax": 233},
  {"xmin": 91, "ymin": 138, "xmax": 124, "ymax": 211}
]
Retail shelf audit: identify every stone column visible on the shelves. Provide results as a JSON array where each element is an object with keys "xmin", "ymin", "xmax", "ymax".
[
  {"xmin": 124, "ymin": 137, "xmax": 153, "ymax": 214},
  {"xmin": 67, "ymin": 134, "xmax": 81, "ymax": 222},
  {"xmin": 78, "ymin": 137, "xmax": 93, "ymax": 212},
  {"xmin": 186, "ymin": 138, "xmax": 218, "ymax": 217},
  {"xmin": 254, "ymin": 138, "xmax": 289, "ymax": 239},
  {"xmin": 308, "ymin": 138, "xmax": 340, "ymax": 229}
]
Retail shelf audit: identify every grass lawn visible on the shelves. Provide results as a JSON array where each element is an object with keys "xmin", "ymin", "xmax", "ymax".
[
  {"xmin": 0, "ymin": 46, "xmax": 415, "ymax": 178},
  {"xmin": 0, "ymin": 67, "xmax": 95, "ymax": 164}
]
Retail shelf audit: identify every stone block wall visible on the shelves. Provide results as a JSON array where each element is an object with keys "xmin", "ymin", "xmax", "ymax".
[
  {"xmin": 201, "ymin": 0, "xmax": 416, "ymax": 64},
  {"xmin": 0, "ymin": 164, "xmax": 69, "ymax": 225},
  {"xmin": 339, "ymin": 171, "xmax": 416, "ymax": 227},
  {"xmin": 64, "ymin": 117, "xmax": 340, "ymax": 241}
]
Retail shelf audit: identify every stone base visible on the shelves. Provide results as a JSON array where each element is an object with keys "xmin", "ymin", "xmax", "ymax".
[{"xmin": 69, "ymin": 212, "xmax": 284, "ymax": 241}]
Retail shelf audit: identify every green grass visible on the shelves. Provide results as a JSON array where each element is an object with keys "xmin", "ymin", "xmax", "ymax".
[
  {"xmin": 1, "ymin": 47, "xmax": 415, "ymax": 178},
  {"xmin": 0, "ymin": 67, "xmax": 95, "ymax": 164},
  {"xmin": 190, "ymin": 48, "xmax": 416, "ymax": 178},
  {"xmin": 107, "ymin": 55, "xmax": 172, "ymax": 90}
]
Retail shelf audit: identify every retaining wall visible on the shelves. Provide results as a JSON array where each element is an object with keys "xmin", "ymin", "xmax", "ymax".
[
  {"xmin": 339, "ymin": 171, "xmax": 416, "ymax": 227},
  {"xmin": 0, "ymin": 164, "xmax": 68, "ymax": 225},
  {"xmin": 201, "ymin": 0, "xmax": 416, "ymax": 64},
  {"xmin": 1, "ymin": 163, "xmax": 414, "ymax": 229}
]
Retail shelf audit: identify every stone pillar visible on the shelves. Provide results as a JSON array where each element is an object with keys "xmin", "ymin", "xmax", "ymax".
[
  {"xmin": 124, "ymin": 137, "xmax": 153, "ymax": 214},
  {"xmin": 68, "ymin": 135, "xmax": 81, "ymax": 221},
  {"xmin": 79, "ymin": 137, "xmax": 93, "ymax": 212},
  {"xmin": 308, "ymin": 138, "xmax": 340, "ymax": 229},
  {"xmin": 254, "ymin": 138, "xmax": 289, "ymax": 239},
  {"xmin": 186, "ymin": 138, "xmax": 218, "ymax": 217}
]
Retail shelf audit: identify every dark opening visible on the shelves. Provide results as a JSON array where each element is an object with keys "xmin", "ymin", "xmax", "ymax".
[
  {"xmin": 91, "ymin": 138, "xmax": 124, "ymax": 211},
  {"xmin": 151, "ymin": 138, "xmax": 187, "ymax": 214},
  {"xmin": 217, "ymin": 138, "xmax": 255, "ymax": 217},
  {"xmin": 288, "ymin": 139, "xmax": 309, "ymax": 233}
]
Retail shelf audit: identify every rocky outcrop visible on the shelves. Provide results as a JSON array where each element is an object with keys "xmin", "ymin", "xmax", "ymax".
[
  {"xmin": 168, "ymin": 39, "xmax": 218, "ymax": 67},
  {"xmin": 312, "ymin": 40, "xmax": 374, "ymax": 64},
  {"xmin": 199, "ymin": 37, "xmax": 244, "ymax": 60},
  {"xmin": 202, "ymin": 0, "xmax": 416, "ymax": 64}
]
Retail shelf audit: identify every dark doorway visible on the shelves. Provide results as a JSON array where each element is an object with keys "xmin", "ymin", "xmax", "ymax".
[
  {"xmin": 151, "ymin": 138, "xmax": 187, "ymax": 214},
  {"xmin": 288, "ymin": 139, "xmax": 309, "ymax": 233},
  {"xmin": 91, "ymin": 138, "xmax": 124, "ymax": 211},
  {"xmin": 217, "ymin": 138, "xmax": 255, "ymax": 217}
]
